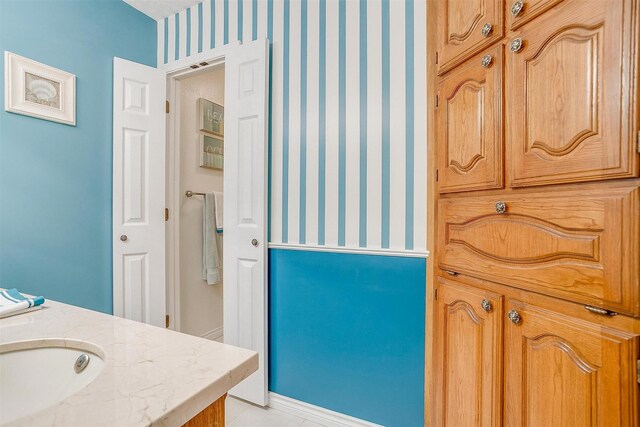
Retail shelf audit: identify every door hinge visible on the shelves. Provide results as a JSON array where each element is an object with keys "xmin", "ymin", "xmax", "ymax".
[
  {"xmin": 435, "ymin": 95, "xmax": 439, "ymax": 108},
  {"xmin": 434, "ymin": 288, "xmax": 438, "ymax": 300},
  {"xmin": 435, "ymin": 51, "xmax": 438, "ymax": 64},
  {"xmin": 166, "ymin": 100, "xmax": 170, "ymax": 114},
  {"xmin": 436, "ymin": 169, "xmax": 439, "ymax": 182},
  {"xmin": 637, "ymin": 360, "xmax": 640, "ymax": 384},
  {"xmin": 165, "ymin": 208, "xmax": 169, "ymax": 221},
  {"xmin": 166, "ymin": 314, "xmax": 170, "ymax": 328},
  {"xmin": 636, "ymin": 131, "xmax": 640, "ymax": 154}
]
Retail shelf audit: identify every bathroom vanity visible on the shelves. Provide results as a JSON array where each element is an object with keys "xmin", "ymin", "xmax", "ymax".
[{"xmin": 0, "ymin": 299, "xmax": 258, "ymax": 426}]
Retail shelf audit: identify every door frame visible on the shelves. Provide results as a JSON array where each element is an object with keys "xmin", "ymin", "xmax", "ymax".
[{"xmin": 164, "ymin": 42, "xmax": 238, "ymax": 333}]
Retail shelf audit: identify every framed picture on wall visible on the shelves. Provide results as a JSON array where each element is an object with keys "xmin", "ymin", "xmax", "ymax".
[
  {"xmin": 198, "ymin": 98, "xmax": 224, "ymax": 136},
  {"xmin": 4, "ymin": 51, "xmax": 76, "ymax": 126},
  {"xmin": 200, "ymin": 135, "xmax": 224, "ymax": 170}
]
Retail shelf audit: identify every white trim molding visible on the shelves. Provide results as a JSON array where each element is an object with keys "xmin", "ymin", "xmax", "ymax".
[
  {"xmin": 200, "ymin": 326, "xmax": 223, "ymax": 342},
  {"xmin": 268, "ymin": 393, "xmax": 383, "ymax": 427},
  {"xmin": 159, "ymin": 41, "xmax": 240, "ymax": 73},
  {"xmin": 268, "ymin": 243, "xmax": 429, "ymax": 259}
]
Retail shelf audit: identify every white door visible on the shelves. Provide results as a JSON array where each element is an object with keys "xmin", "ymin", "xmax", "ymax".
[
  {"xmin": 112, "ymin": 57, "xmax": 166, "ymax": 328},
  {"xmin": 224, "ymin": 39, "xmax": 270, "ymax": 406}
]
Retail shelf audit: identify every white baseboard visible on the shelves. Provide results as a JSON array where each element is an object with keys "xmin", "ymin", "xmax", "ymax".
[
  {"xmin": 268, "ymin": 393, "xmax": 383, "ymax": 427},
  {"xmin": 200, "ymin": 326, "xmax": 223, "ymax": 342}
]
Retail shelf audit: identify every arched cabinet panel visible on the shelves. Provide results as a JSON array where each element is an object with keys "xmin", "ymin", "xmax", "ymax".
[
  {"xmin": 437, "ymin": 45, "xmax": 504, "ymax": 194},
  {"xmin": 505, "ymin": 299, "xmax": 639, "ymax": 426},
  {"xmin": 506, "ymin": 0, "xmax": 639, "ymax": 187}
]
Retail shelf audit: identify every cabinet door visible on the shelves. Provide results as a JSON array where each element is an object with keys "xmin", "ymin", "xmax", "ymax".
[
  {"xmin": 433, "ymin": 278, "xmax": 503, "ymax": 427},
  {"xmin": 506, "ymin": 0, "xmax": 639, "ymax": 187},
  {"xmin": 438, "ymin": 184, "xmax": 640, "ymax": 316},
  {"xmin": 437, "ymin": 0, "xmax": 504, "ymax": 75},
  {"xmin": 437, "ymin": 45, "xmax": 504, "ymax": 194},
  {"xmin": 505, "ymin": 299, "xmax": 639, "ymax": 426},
  {"xmin": 506, "ymin": 0, "xmax": 565, "ymax": 30}
]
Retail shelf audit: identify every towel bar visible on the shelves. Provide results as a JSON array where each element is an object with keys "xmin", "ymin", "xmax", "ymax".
[{"xmin": 185, "ymin": 190, "xmax": 206, "ymax": 197}]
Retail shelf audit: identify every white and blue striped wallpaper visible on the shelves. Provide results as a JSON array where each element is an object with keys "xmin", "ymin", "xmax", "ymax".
[{"xmin": 157, "ymin": 0, "xmax": 427, "ymax": 253}]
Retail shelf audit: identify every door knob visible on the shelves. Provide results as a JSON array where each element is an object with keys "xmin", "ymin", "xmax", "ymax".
[
  {"xmin": 495, "ymin": 201, "xmax": 507, "ymax": 214},
  {"xmin": 251, "ymin": 239, "xmax": 259, "ymax": 247},
  {"xmin": 120, "ymin": 235, "xmax": 128, "ymax": 242},
  {"xmin": 481, "ymin": 299, "xmax": 493, "ymax": 313}
]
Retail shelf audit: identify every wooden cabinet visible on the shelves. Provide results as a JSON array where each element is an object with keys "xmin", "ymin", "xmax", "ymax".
[
  {"xmin": 506, "ymin": 0, "xmax": 639, "ymax": 187},
  {"xmin": 437, "ymin": 44, "xmax": 504, "ymax": 194},
  {"xmin": 436, "ymin": 0, "xmax": 504, "ymax": 75},
  {"xmin": 428, "ymin": 0, "xmax": 640, "ymax": 424},
  {"xmin": 183, "ymin": 394, "xmax": 226, "ymax": 426},
  {"xmin": 438, "ymin": 184, "xmax": 640, "ymax": 316},
  {"xmin": 433, "ymin": 280, "xmax": 640, "ymax": 427},
  {"xmin": 506, "ymin": 0, "xmax": 565, "ymax": 30},
  {"xmin": 504, "ymin": 300, "xmax": 639, "ymax": 426},
  {"xmin": 433, "ymin": 278, "xmax": 503, "ymax": 427}
]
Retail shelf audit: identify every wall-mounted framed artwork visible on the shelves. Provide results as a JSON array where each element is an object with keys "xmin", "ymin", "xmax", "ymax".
[
  {"xmin": 198, "ymin": 98, "xmax": 224, "ymax": 136},
  {"xmin": 200, "ymin": 135, "xmax": 224, "ymax": 170},
  {"xmin": 4, "ymin": 51, "xmax": 76, "ymax": 126}
]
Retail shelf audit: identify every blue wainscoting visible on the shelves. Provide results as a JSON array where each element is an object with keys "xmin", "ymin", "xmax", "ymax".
[{"xmin": 269, "ymin": 248, "xmax": 426, "ymax": 426}]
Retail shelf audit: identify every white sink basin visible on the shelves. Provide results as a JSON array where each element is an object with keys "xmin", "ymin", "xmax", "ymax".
[{"xmin": 0, "ymin": 339, "xmax": 105, "ymax": 424}]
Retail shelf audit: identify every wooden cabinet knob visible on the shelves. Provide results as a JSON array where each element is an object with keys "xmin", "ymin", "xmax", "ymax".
[
  {"xmin": 481, "ymin": 299, "xmax": 493, "ymax": 313},
  {"xmin": 510, "ymin": 37, "xmax": 524, "ymax": 52},
  {"xmin": 481, "ymin": 54, "xmax": 493, "ymax": 68},
  {"xmin": 481, "ymin": 23, "xmax": 493, "ymax": 37},
  {"xmin": 508, "ymin": 310, "xmax": 522, "ymax": 324},
  {"xmin": 511, "ymin": 0, "xmax": 524, "ymax": 16}
]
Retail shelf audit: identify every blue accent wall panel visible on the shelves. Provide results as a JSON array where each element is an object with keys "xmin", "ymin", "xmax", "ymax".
[
  {"xmin": 269, "ymin": 249, "xmax": 425, "ymax": 426},
  {"xmin": 0, "ymin": 0, "xmax": 156, "ymax": 314}
]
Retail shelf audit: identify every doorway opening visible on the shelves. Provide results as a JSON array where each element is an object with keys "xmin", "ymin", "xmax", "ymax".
[
  {"xmin": 167, "ymin": 64, "xmax": 226, "ymax": 341},
  {"xmin": 114, "ymin": 39, "xmax": 269, "ymax": 406}
]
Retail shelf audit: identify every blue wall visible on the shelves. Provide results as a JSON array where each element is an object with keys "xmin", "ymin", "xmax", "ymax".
[
  {"xmin": 269, "ymin": 249, "xmax": 425, "ymax": 426},
  {"xmin": 0, "ymin": 0, "xmax": 156, "ymax": 313}
]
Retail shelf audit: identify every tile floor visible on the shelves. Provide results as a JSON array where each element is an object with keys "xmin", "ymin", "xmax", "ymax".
[{"xmin": 226, "ymin": 396, "xmax": 327, "ymax": 427}]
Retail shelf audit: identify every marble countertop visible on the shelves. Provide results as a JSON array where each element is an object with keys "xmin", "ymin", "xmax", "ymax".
[{"xmin": 0, "ymin": 300, "xmax": 258, "ymax": 426}]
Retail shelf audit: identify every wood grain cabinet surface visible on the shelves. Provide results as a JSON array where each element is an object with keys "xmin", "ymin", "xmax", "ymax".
[
  {"xmin": 506, "ymin": 0, "xmax": 639, "ymax": 187},
  {"xmin": 504, "ymin": 299, "xmax": 639, "ymax": 426},
  {"xmin": 428, "ymin": 0, "xmax": 640, "ymax": 424},
  {"xmin": 433, "ymin": 278, "xmax": 503, "ymax": 427},
  {"xmin": 437, "ymin": 0, "xmax": 504, "ymax": 75},
  {"xmin": 437, "ymin": 44, "xmax": 504, "ymax": 194},
  {"xmin": 438, "ymin": 184, "xmax": 640, "ymax": 316},
  {"xmin": 506, "ymin": 0, "xmax": 565, "ymax": 30}
]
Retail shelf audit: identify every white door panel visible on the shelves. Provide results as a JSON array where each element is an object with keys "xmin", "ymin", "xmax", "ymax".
[
  {"xmin": 113, "ymin": 57, "xmax": 166, "ymax": 328},
  {"xmin": 224, "ymin": 39, "xmax": 270, "ymax": 406}
]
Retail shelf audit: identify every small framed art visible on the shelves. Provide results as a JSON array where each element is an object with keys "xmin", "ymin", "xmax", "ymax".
[
  {"xmin": 4, "ymin": 51, "xmax": 76, "ymax": 126},
  {"xmin": 198, "ymin": 98, "xmax": 224, "ymax": 136},
  {"xmin": 200, "ymin": 135, "xmax": 224, "ymax": 170}
]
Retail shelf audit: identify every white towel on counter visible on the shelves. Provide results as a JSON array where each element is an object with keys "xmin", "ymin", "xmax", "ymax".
[
  {"xmin": 203, "ymin": 193, "xmax": 223, "ymax": 285},
  {"xmin": 214, "ymin": 191, "xmax": 223, "ymax": 233}
]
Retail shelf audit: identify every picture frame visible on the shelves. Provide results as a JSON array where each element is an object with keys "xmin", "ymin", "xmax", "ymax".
[
  {"xmin": 198, "ymin": 98, "xmax": 224, "ymax": 136},
  {"xmin": 4, "ymin": 51, "xmax": 76, "ymax": 126},
  {"xmin": 200, "ymin": 135, "xmax": 224, "ymax": 170}
]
